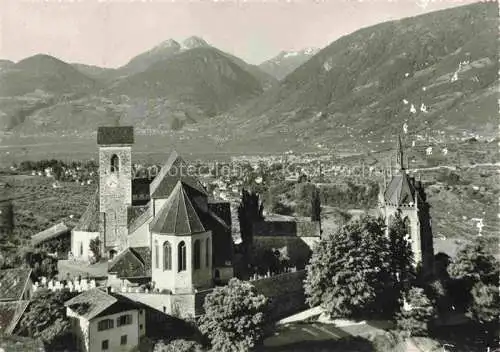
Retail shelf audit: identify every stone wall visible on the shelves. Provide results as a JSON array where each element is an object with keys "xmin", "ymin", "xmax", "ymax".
[
  {"xmin": 253, "ymin": 236, "xmax": 312, "ymax": 269},
  {"xmin": 252, "ymin": 220, "xmax": 320, "ymax": 238},
  {"xmin": 252, "ymin": 270, "xmax": 307, "ymax": 321}
]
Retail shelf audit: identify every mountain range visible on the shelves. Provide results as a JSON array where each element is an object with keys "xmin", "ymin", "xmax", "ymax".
[{"xmin": 0, "ymin": 3, "xmax": 497, "ymax": 154}]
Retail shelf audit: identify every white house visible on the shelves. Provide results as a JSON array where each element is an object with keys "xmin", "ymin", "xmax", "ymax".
[{"xmin": 65, "ymin": 288, "xmax": 146, "ymax": 352}]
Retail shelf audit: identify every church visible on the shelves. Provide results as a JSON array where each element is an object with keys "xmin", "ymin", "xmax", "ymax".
[
  {"xmin": 71, "ymin": 126, "xmax": 234, "ymax": 296},
  {"xmin": 378, "ymin": 136, "xmax": 435, "ymax": 277}
]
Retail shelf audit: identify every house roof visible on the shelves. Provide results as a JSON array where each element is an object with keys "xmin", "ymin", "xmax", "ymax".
[
  {"xmin": 108, "ymin": 247, "xmax": 151, "ymax": 278},
  {"xmin": 383, "ymin": 172, "xmax": 421, "ymax": 206},
  {"xmin": 64, "ymin": 288, "xmax": 140, "ymax": 320},
  {"xmin": 0, "ymin": 301, "xmax": 29, "ymax": 335},
  {"xmin": 128, "ymin": 205, "xmax": 153, "ymax": 234},
  {"xmin": 31, "ymin": 222, "xmax": 70, "ymax": 246},
  {"xmin": 150, "ymin": 181, "xmax": 206, "ymax": 235},
  {"xmin": 97, "ymin": 126, "xmax": 134, "ymax": 145},
  {"xmin": 0, "ymin": 269, "xmax": 32, "ymax": 302},
  {"xmin": 149, "ymin": 151, "xmax": 208, "ymax": 199},
  {"xmin": 74, "ymin": 188, "xmax": 100, "ymax": 232}
]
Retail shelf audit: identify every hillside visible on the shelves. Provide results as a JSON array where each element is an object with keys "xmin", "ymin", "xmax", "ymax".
[
  {"xmin": 203, "ymin": 2, "xmax": 497, "ymax": 152},
  {"xmin": 0, "ymin": 38, "xmax": 274, "ymax": 134},
  {"xmin": 259, "ymin": 48, "xmax": 319, "ymax": 80}
]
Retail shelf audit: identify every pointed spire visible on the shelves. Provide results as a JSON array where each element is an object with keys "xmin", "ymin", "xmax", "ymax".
[{"xmin": 397, "ymin": 135, "xmax": 405, "ymax": 170}]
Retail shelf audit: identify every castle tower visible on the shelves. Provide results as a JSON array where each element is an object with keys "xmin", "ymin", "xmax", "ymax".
[
  {"xmin": 150, "ymin": 181, "xmax": 213, "ymax": 294},
  {"xmin": 380, "ymin": 137, "xmax": 434, "ymax": 277},
  {"xmin": 97, "ymin": 126, "xmax": 134, "ymax": 257}
]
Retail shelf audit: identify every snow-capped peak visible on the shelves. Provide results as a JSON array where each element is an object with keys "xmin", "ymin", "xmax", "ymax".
[
  {"xmin": 157, "ymin": 39, "xmax": 181, "ymax": 49},
  {"xmin": 181, "ymin": 36, "xmax": 210, "ymax": 50}
]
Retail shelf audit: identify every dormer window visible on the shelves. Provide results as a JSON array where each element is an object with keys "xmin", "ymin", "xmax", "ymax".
[{"xmin": 110, "ymin": 154, "xmax": 119, "ymax": 173}]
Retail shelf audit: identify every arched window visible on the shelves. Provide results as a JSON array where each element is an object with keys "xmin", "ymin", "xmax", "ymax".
[
  {"xmin": 178, "ymin": 241, "xmax": 186, "ymax": 272},
  {"xmin": 404, "ymin": 217, "xmax": 412, "ymax": 237},
  {"xmin": 163, "ymin": 241, "xmax": 172, "ymax": 271},
  {"xmin": 154, "ymin": 240, "xmax": 159, "ymax": 269},
  {"xmin": 205, "ymin": 238, "xmax": 210, "ymax": 267},
  {"xmin": 79, "ymin": 242, "xmax": 83, "ymax": 256},
  {"xmin": 110, "ymin": 154, "xmax": 119, "ymax": 173},
  {"xmin": 193, "ymin": 240, "xmax": 201, "ymax": 270}
]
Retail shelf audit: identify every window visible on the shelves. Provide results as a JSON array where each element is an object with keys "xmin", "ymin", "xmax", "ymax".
[
  {"xmin": 97, "ymin": 319, "xmax": 113, "ymax": 331},
  {"xmin": 120, "ymin": 335, "xmax": 127, "ymax": 345},
  {"xmin": 110, "ymin": 154, "xmax": 119, "ymax": 173},
  {"xmin": 154, "ymin": 240, "xmax": 159, "ymax": 269},
  {"xmin": 79, "ymin": 242, "xmax": 83, "ymax": 256},
  {"xmin": 178, "ymin": 241, "xmax": 186, "ymax": 272},
  {"xmin": 117, "ymin": 314, "xmax": 132, "ymax": 327},
  {"xmin": 140, "ymin": 324, "xmax": 143, "ymax": 330},
  {"xmin": 163, "ymin": 241, "xmax": 172, "ymax": 270},
  {"xmin": 194, "ymin": 240, "xmax": 201, "ymax": 269},
  {"xmin": 101, "ymin": 340, "xmax": 109, "ymax": 350},
  {"xmin": 205, "ymin": 238, "xmax": 210, "ymax": 267}
]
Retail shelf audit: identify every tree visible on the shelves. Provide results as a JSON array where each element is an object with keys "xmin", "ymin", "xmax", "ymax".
[
  {"xmin": 89, "ymin": 237, "xmax": 102, "ymax": 262},
  {"xmin": 199, "ymin": 278, "xmax": 269, "ymax": 352},
  {"xmin": 153, "ymin": 339, "xmax": 204, "ymax": 352},
  {"xmin": 448, "ymin": 241, "xmax": 499, "ymax": 287},
  {"xmin": 237, "ymin": 189, "xmax": 264, "ymax": 258},
  {"xmin": 311, "ymin": 187, "xmax": 322, "ymax": 236},
  {"xmin": 18, "ymin": 289, "xmax": 77, "ymax": 351},
  {"xmin": 396, "ymin": 287, "xmax": 436, "ymax": 337},
  {"xmin": 304, "ymin": 216, "xmax": 393, "ymax": 320},
  {"xmin": 467, "ymin": 283, "xmax": 500, "ymax": 348},
  {"xmin": 388, "ymin": 211, "xmax": 415, "ymax": 304}
]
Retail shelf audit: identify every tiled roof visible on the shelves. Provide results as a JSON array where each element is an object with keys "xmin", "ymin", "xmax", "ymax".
[
  {"xmin": 127, "ymin": 205, "xmax": 150, "ymax": 227},
  {"xmin": 31, "ymin": 222, "xmax": 70, "ymax": 246},
  {"xmin": 97, "ymin": 126, "xmax": 134, "ymax": 145},
  {"xmin": 149, "ymin": 151, "xmax": 208, "ymax": 199},
  {"xmin": 0, "ymin": 269, "xmax": 32, "ymax": 302},
  {"xmin": 128, "ymin": 204, "xmax": 153, "ymax": 234},
  {"xmin": 150, "ymin": 181, "xmax": 206, "ymax": 235},
  {"xmin": 0, "ymin": 301, "xmax": 29, "ymax": 335},
  {"xmin": 384, "ymin": 172, "xmax": 421, "ymax": 206},
  {"xmin": 0, "ymin": 335, "xmax": 45, "ymax": 352},
  {"xmin": 65, "ymin": 288, "xmax": 140, "ymax": 320},
  {"xmin": 74, "ymin": 188, "xmax": 100, "ymax": 232},
  {"xmin": 108, "ymin": 247, "xmax": 151, "ymax": 278}
]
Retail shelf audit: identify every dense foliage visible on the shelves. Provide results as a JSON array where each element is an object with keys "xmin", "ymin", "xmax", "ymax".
[
  {"xmin": 199, "ymin": 278, "xmax": 269, "ymax": 352},
  {"xmin": 304, "ymin": 216, "xmax": 394, "ymax": 320},
  {"xmin": 18, "ymin": 289, "xmax": 77, "ymax": 351},
  {"xmin": 89, "ymin": 237, "xmax": 102, "ymax": 262},
  {"xmin": 153, "ymin": 339, "xmax": 204, "ymax": 352},
  {"xmin": 447, "ymin": 241, "xmax": 500, "ymax": 347},
  {"xmin": 237, "ymin": 189, "xmax": 264, "ymax": 258},
  {"xmin": 396, "ymin": 287, "xmax": 436, "ymax": 337}
]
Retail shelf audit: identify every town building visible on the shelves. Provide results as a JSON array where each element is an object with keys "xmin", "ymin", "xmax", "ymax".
[
  {"xmin": 379, "ymin": 136, "xmax": 435, "ymax": 276},
  {"xmin": 65, "ymin": 288, "xmax": 146, "ymax": 352},
  {"xmin": 71, "ymin": 126, "xmax": 233, "ymax": 316}
]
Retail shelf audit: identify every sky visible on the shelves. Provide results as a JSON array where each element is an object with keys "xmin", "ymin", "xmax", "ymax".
[{"xmin": 0, "ymin": 0, "xmax": 479, "ymax": 67}]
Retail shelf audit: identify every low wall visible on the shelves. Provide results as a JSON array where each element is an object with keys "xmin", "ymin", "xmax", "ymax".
[
  {"xmin": 253, "ymin": 236, "xmax": 312, "ymax": 269},
  {"xmin": 252, "ymin": 270, "xmax": 307, "ymax": 321}
]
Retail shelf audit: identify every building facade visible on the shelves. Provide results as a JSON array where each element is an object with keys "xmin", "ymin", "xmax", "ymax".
[{"xmin": 379, "ymin": 137, "xmax": 434, "ymax": 276}]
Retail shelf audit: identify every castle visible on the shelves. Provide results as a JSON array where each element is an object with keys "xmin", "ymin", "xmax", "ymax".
[
  {"xmin": 71, "ymin": 126, "xmax": 234, "ymax": 300},
  {"xmin": 379, "ymin": 136, "xmax": 434, "ymax": 276}
]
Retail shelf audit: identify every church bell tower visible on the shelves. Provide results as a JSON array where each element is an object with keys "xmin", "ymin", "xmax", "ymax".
[{"xmin": 97, "ymin": 126, "xmax": 134, "ymax": 257}]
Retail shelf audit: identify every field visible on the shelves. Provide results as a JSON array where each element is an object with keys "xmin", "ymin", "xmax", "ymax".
[{"xmin": 1, "ymin": 174, "xmax": 94, "ymax": 243}]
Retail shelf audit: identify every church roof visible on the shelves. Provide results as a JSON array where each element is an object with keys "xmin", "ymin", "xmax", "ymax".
[
  {"xmin": 97, "ymin": 126, "xmax": 134, "ymax": 145},
  {"xmin": 108, "ymin": 247, "xmax": 151, "ymax": 278},
  {"xmin": 150, "ymin": 181, "xmax": 206, "ymax": 235},
  {"xmin": 384, "ymin": 172, "xmax": 420, "ymax": 206},
  {"xmin": 31, "ymin": 222, "xmax": 70, "ymax": 246},
  {"xmin": 74, "ymin": 189, "xmax": 100, "ymax": 232},
  {"xmin": 149, "ymin": 151, "xmax": 208, "ymax": 199}
]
